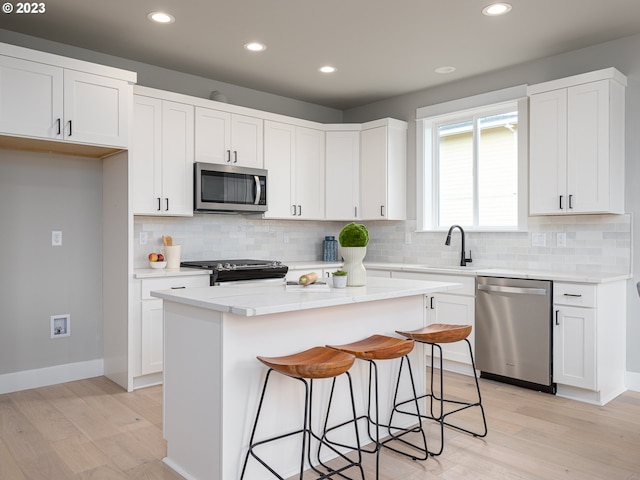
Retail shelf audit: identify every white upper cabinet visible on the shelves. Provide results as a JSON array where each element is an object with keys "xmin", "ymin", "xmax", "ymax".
[
  {"xmin": 325, "ymin": 130, "xmax": 360, "ymax": 220},
  {"xmin": 263, "ymin": 121, "xmax": 325, "ymax": 219},
  {"xmin": 360, "ymin": 119, "xmax": 407, "ymax": 220},
  {"xmin": 0, "ymin": 55, "xmax": 63, "ymax": 138},
  {"xmin": 263, "ymin": 121, "xmax": 295, "ymax": 218},
  {"xmin": 132, "ymin": 94, "xmax": 194, "ymax": 216},
  {"xmin": 0, "ymin": 44, "xmax": 134, "ymax": 149},
  {"xmin": 195, "ymin": 107, "xmax": 263, "ymax": 168},
  {"xmin": 294, "ymin": 126, "xmax": 325, "ymax": 219},
  {"xmin": 528, "ymin": 68, "xmax": 626, "ymax": 215}
]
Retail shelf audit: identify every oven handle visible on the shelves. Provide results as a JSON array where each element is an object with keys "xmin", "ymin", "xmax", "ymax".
[
  {"xmin": 478, "ymin": 284, "xmax": 547, "ymax": 295},
  {"xmin": 253, "ymin": 175, "xmax": 261, "ymax": 205}
]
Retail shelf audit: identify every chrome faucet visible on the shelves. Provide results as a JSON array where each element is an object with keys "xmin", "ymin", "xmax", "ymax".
[{"xmin": 445, "ymin": 224, "xmax": 473, "ymax": 267}]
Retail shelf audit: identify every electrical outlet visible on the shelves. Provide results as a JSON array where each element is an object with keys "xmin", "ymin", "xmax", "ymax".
[
  {"xmin": 405, "ymin": 232, "xmax": 412, "ymax": 244},
  {"xmin": 139, "ymin": 231, "xmax": 149, "ymax": 245},
  {"xmin": 50, "ymin": 314, "xmax": 70, "ymax": 338},
  {"xmin": 531, "ymin": 233, "xmax": 546, "ymax": 247},
  {"xmin": 557, "ymin": 232, "xmax": 567, "ymax": 247},
  {"xmin": 52, "ymin": 230, "xmax": 62, "ymax": 246},
  {"xmin": 283, "ymin": 233, "xmax": 289, "ymax": 244}
]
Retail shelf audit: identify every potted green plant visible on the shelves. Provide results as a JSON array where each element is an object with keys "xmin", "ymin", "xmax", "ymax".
[
  {"xmin": 338, "ymin": 223, "xmax": 369, "ymax": 286},
  {"xmin": 332, "ymin": 269, "xmax": 348, "ymax": 288}
]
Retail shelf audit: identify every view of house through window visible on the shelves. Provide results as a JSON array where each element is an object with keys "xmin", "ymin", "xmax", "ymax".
[{"xmin": 435, "ymin": 109, "xmax": 519, "ymax": 229}]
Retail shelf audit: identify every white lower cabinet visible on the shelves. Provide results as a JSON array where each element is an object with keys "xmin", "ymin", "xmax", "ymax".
[
  {"xmin": 552, "ymin": 281, "xmax": 626, "ymax": 404},
  {"xmin": 133, "ymin": 274, "xmax": 210, "ymax": 388},
  {"xmin": 391, "ymin": 271, "xmax": 476, "ymax": 370}
]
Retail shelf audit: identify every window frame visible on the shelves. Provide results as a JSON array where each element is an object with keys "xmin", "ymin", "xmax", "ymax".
[{"xmin": 416, "ymin": 87, "xmax": 529, "ymax": 232}]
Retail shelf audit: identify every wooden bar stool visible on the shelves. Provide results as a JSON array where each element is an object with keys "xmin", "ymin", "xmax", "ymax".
[
  {"xmin": 240, "ymin": 346, "xmax": 365, "ymax": 480},
  {"xmin": 325, "ymin": 335, "xmax": 428, "ymax": 479},
  {"xmin": 394, "ymin": 324, "xmax": 488, "ymax": 456}
]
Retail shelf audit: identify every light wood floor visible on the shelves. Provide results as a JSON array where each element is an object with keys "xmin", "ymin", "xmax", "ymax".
[{"xmin": 1, "ymin": 373, "xmax": 639, "ymax": 479}]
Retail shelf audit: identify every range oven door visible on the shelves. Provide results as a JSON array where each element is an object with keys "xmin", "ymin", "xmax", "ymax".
[{"xmin": 195, "ymin": 162, "xmax": 267, "ymax": 213}]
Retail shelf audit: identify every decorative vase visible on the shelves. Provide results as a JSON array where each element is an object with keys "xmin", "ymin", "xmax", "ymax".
[{"xmin": 340, "ymin": 246, "xmax": 367, "ymax": 286}]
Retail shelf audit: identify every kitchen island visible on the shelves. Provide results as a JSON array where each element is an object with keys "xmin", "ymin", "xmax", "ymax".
[{"xmin": 151, "ymin": 277, "xmax": 462, "ymax": 480}]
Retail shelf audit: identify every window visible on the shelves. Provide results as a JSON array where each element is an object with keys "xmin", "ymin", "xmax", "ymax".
[{"xmin": 417, "ymin": 88, "xmax": 528, "ymax": 231}]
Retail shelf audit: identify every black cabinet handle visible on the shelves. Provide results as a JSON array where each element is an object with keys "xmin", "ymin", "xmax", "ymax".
[
  {"xmin": 233, "ymin": 151, "xmax": 238, "ymax": 163},
  {"xmin": 68, "ymin": 120, "xmax": 72, "ymax": 137},
  {"xmin": 569, "ymin": 194, "xmax": 573, "ymax": 209},
  {"xmin": 226, "ymin": 150, "xmax": 231, "ymax": 163},
  {"xmin": 171, "ymin": 286, "xmax": 186, "ymax": 290},
  {"xmin": 563, "ymin": 293, "xmax": 582, "ymax": 298},
  {"xmin": 559, "ymin": 195, "xmax": 564, "ymax": 210},
  {"xmin": 555, "ymin": 309, "xmax": 560, "ymax": 325},
  {"xmin": 165, "ymin": 198, "xmax": 169, "ymax": 211},
  {"xmin": 157, "ymin": 198, "xmax": 161, "ymax": 211},
  {"xmin": 56, "ymin": 118, "xmax": 61, "ymax": 135},
  {"xmin": 430, "ymin": 297, "xmax": 434, "ymax": 309},
  {"xmin": 380, "ymin": 205, "xmax": 385, "ymax": 217}
]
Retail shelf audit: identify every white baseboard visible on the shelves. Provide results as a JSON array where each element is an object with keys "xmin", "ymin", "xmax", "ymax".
[
  {"xmin": 626, "ymin": 370, "xmax": 640, "ymax": 392},
  {"xmin": 0, "ymin": 359, "xmax": 104, "ymax": 395}
]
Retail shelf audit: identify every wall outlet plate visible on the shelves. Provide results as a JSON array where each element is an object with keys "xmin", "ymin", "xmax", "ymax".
[
  {"xmin": 51, "ymin": 230, "xmax": 62, "ymax": 246},
  {"xmin": 557, "ymin": 232, "xmax": 567, "ymax": 247},
  {"xmin": 531, "ymin": 233, "xmax": 546, "ymax": 247}
]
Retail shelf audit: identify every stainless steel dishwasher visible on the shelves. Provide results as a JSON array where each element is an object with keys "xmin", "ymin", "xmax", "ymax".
[{"xmin": 475, "ymin": 276, "xmax": 555, "ymax": 393}]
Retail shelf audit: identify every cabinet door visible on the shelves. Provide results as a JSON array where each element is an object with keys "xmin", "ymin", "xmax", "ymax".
[
  {"xmin": 553, "ymin": 306, "xmax": 596, "ymax": 389},
  {"xmin": 0, "ymin": 55, "xmax": 63, "ymax": 139},
  {"xmin": 325, "ymin": 130, "xmax": 360, "ymax": 220},
  {"xmin": 141, "ymin": 300, "xmax": 164, "ymax": 375},
  {"xmin": 132, "ymin": 95, "xmax": 163, "ymax": 214},
  {"xmin": 231, "ymin": 114, "xmax": 263, "ymax": 168},
  {"xmin": 567, "ymin": 80, "xmax": 609, "ymax": 213},
  {"xmin": 161, "ymin": 101, "xmax": 194, "ymax": 215},
  {"xmin": 360, "ymin": 126, "xmax": 388, "ymax": 219},
  {"xmin": 264, "ymin": 121, "xmax": 295, "ymax": 218},
  {"xmin": 194, "ymin": 107, "xmax": 231, "ymax": 165},
  {"xmin": 529, "ymin": 89, "xmax": 568, "ymax": 215},
  {"xmin": 426, "ymin": 293, "xmax": 475, "ymax": 365},
  {"xmin": 63, "ymin": 69, "xmax": 129, "ymax": 147},
  {"xmin": 295, "ymin": 126, "xmax": 325, "ymax": 219}
]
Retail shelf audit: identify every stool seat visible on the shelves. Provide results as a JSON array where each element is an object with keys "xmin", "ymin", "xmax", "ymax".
[
  {"xmin": 327, "ymin": 335, "xmax": 415, "ymax": 360},
  {"xmin": 257, "ymin": 346, "xmax": 355, "ymax": 379},
  {"xmin": 397, "ymin": 324, "xmax": 471, "ymax": 344}
]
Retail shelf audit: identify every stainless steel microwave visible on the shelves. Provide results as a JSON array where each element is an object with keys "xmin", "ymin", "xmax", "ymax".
[{"xmin": 194, "ymin": 162, "xmax": 267, "ymax": 213}]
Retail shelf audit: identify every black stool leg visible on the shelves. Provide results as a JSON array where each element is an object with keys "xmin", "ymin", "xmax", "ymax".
[
  {"xmin": 313, "ymin": 373, "xmax": 365, "ymax": 480},
  {"xmin": 241, "ymin": 369, "xmax": 309, "ymax": 479},
  {"xmin": 385, "ymin": 355, "xmax": 429, "ymax": 461}
]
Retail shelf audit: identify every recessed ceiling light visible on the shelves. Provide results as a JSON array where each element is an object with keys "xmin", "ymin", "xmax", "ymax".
[
  {"xmin": 482, "ymin": 3, "xmax": 512, "ymax": 16},
  {"xmin": 435, "ymin": 66, "xmax": 456, "ymax": 74},
  {"xmin": 318, "ymin": 65, "xmax": 337, "ymax": 74},
  {"xmin": 244, "ymin": 42, "xmax": 267, "ymax": 52},
  {"xmin": 147, "ymin": 11, "xmax": 175, "ymax": 24}
]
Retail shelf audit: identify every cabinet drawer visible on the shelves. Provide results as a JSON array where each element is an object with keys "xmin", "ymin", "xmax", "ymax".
[
  {"xmin": 554, "ymin": 282, "xmax": 596, "ymax": 308},
  {"xmin": 141, "ymin": 275, "xmax": 209, "ymax": 300}
]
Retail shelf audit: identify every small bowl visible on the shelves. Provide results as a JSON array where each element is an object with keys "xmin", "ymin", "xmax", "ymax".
[{"xmin": 149, "ymin": 261, "xmax": 167, "ymax": 269}]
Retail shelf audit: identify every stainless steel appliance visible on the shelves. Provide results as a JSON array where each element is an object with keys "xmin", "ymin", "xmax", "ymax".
[
  {"xmin": 194, "ymin": 162, "xmax": 267, "ymax": 213},
  {"xmin": 475, "ymin": 276, "xmax": 555, "ymax": 393},
  {"xmin": 180, "ymin": 259, "xmax": 288, "ymax": 285}
]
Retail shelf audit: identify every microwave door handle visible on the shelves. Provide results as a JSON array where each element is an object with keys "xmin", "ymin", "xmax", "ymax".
[{"xmin": 253, "ymin": 176, "xmax": 261, "ymax": 205}]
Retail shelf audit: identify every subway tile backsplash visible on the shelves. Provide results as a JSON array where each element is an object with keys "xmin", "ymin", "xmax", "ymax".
[{"xmin": 134, "ymin": 214, "xmax": 632, "ymax": 275}]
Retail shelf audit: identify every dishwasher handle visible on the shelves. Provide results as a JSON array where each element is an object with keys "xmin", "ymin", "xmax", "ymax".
[{"xmin": 477, "ymin": 284, "xmax": 548, "ymax": 295}]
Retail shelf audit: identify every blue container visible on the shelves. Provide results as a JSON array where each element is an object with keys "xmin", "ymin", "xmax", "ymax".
[{"xmin": 323, "ymin": 236, "xmax": 338, "ymax": 262}]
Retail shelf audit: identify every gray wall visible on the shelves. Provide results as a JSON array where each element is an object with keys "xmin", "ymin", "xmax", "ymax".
[
  {"xmin": 343, "ymin": 33, "xmax": 640, "ymax": 375},
  {"xmin": 0, "ymin": 150, "xmax": 103, "ymax": 374},
  {"xmin": 0, "ymin": 29, "xmax": 344, "ymax": 124}
]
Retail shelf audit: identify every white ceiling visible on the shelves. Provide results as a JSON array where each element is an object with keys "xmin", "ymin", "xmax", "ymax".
[{"xmin": 2, "ymin": 0, "xmax": 640, "ymax": 109}]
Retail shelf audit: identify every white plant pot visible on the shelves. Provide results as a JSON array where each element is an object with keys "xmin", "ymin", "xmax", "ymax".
[
  {"xmin": 332, "ymin": 275, "xmax": 347, "ymax": 288},
  {"xmin": 340, "ymin": 246, "xmax": 367, "ymax": 286}
]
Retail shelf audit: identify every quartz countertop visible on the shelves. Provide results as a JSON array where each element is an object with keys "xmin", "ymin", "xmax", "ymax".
[
  {"xmin": 150, "ymin": 276, "xmax": 462, "ymax": 317},
  {"xmin": 134, "ymin": 267, "xmax": 212, "ymax": 279}
]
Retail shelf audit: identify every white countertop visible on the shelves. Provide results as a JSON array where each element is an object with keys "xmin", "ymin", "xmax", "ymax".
[
  {"xmin": 150, "ymin": 276, "xmax": 462, "ymax": 317},
  {"xmin": 133, "ymin": 261, "xmax": 630, "ymax": 284},
  {"xmin": 134, "ymin": 267, "xmax": 212, "ymax": 279}
]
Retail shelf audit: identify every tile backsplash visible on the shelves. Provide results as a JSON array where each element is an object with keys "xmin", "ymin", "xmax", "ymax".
[{"xmin": 134, "ymin": 213, "xmax": 632, "ymax": 275}]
